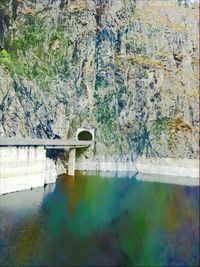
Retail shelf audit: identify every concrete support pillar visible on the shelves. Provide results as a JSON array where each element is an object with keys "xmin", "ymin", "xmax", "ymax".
[{"xmin": 68, "ymin": 148, "xmax": 76, "ymax": 176}]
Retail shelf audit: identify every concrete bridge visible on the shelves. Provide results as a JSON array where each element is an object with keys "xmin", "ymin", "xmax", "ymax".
[
  {"xmin": 0, "ymin": 137, "xmax": 92, "ymax": 148},
  {"xmin": 0, "ymin": 129, "xmax": 94, "ymax": 195}
]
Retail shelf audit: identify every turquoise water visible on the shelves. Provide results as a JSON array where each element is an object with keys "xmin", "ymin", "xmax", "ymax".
[{"xmin": 0, "ymin": 172, "xmax": 199, "ymax": 266}]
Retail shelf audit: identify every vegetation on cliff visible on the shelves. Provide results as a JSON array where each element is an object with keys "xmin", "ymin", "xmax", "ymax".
[{"xmin": 0, "ymin": 0, "xmax": 198, "ymax": 160}]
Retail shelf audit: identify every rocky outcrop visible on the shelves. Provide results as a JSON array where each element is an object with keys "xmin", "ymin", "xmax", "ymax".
[{"xmin": 0, "ymin": 0, "xmax": 199, "ymax": 162}]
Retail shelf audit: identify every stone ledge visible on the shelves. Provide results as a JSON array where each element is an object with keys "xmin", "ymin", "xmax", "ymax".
[{"xmin": 76, "ymin": 157, "xmax": 199, "ymax": 179}]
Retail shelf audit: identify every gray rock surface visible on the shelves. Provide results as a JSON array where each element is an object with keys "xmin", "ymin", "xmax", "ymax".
[{"xmin": 0, "ymin": 0, "xmax": 199, "ymax": 161}]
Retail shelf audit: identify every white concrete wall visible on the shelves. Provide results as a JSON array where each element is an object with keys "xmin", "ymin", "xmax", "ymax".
[
  {"xmin": 0, "ymin": 147, "xmax": 58, "ymax": 195},
  {"xmin": 1, "ymin": 145, "xmax": 198, "ymax": 195},
  {"xmin": 76, "ymin": 157, "xmax": 199, "ymax": 181},
  {"xmin": 76, "ymin": 161, "xmax": 138, "ymax": 172},
  {"xmin": 135, "ymin": 157, "xmax": 199, "ymax": 178}
]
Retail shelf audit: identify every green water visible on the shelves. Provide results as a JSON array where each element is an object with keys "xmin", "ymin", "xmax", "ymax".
[{"xmin": 0, "ymin": 172, "xmax": 199, "ymax": 266}]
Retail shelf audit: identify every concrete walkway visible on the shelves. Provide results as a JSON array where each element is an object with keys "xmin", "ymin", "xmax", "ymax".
[{"xmin": 0, "ymin": 137, "xmax": 92, "ymax": 148}]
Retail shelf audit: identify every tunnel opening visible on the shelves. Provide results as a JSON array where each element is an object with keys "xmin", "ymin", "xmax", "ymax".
[{"xmin": 77, "ymin": 131, "xmax": 93, "ymax": 141}]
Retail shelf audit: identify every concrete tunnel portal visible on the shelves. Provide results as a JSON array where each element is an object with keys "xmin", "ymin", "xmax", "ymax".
[
  {"xmin": 76, "ymin": 128, "xmax": 94, "ymax": 142},
  {"xmin": 77, "ymin": 130, "xmax": 93, "ymax": 141}
]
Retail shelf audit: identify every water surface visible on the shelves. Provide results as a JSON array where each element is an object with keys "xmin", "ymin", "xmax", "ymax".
[{"xmin": 0, "ymin": 172, "xmax": 199, "ymax": 266}]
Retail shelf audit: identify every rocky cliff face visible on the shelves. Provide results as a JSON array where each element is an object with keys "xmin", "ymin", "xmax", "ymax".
[{"xmin": 0, "ymin": 0, "xmax": 199, "ymax": 161}]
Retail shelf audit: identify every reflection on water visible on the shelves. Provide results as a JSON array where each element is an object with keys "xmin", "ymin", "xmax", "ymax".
[{"xmin": 0, "ymin": 172, "xmax": 199, "ymax": 266}]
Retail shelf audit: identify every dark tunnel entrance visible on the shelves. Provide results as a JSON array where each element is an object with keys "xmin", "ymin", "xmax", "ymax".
[{"xmin": 77, "ymin": 131, "xmax": 93, "ymax": 141}]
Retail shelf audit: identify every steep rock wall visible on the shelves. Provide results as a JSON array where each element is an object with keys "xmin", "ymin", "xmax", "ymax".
[{"xmin": 0, "ymin": 0, "xmax": 199, "ymax": 162}]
